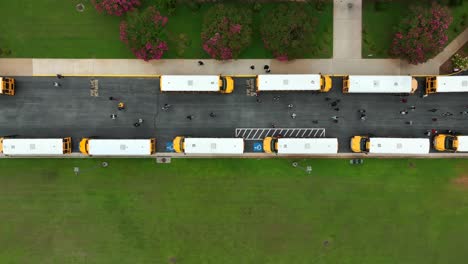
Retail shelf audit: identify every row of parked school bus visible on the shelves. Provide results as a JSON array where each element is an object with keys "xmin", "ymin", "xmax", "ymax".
[
  {"xmin": 0, "ymin": 135, "xmax": 466, "ymax": 156},
  {"xmin": 157, "ymin": 74, "xmax": 468, "ymax": 94},
  {"xmin": 1, "ymin": 74, "xmax": 467, "ymax": 95},
  {"xmin": 1, "ymin": 74, "xmax": 466, "ymax": 156}
]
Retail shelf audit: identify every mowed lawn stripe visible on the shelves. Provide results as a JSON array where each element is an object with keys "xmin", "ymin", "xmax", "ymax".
[{"xmin": 0, "ymin": 158, "xmax": 467, "ymax": 263}]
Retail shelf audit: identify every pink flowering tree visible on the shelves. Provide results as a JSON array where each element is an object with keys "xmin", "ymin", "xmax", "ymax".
[
  {"xmin": 120, "ymin": 6, "xmax": 169, "ymax": 61},
  {"xmin": 92, "ymin": 0, "xmax": 141, "ymax": 16},
  {"xmin": 260, "ymin": 4, "xmax": 317, "ymax": 61},
  {"xmin": 201, "ymin": 4, "xmax": 252, "ymax": 60},
  {"xmin": 390, "ymin": 3, "xmax": 452, "ymax": 65}
]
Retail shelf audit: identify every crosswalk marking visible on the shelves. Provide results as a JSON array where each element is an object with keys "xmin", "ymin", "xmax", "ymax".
[{"xmin": 235, "ymin": 128, "xmax": 326, "ymax": 140}]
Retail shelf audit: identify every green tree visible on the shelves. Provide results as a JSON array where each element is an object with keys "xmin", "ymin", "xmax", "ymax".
[
  {"xmin": 260, "ymin": 4, "xmax": 317, "ymax": 61},
  {"xmin": 201, "ymin": 4, "xmax": 252, "ymax": 60},
  {"xmin": 120, "ymin": 6, "xmax": 169, "ymax": 61}
]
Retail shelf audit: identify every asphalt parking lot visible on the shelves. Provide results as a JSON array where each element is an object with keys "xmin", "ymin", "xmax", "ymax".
[{"xmin": 0, "ymin": 76, "xmax": 467, "ymax": 153}]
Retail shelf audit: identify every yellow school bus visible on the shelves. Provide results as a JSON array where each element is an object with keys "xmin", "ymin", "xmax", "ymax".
[
  {"xmin": 160, "ymin": 75, "xmax": 234, "ymax": 93},
  {"xmin": 0, "ymin": 77, "xmax": 15, "ymax": 95}
]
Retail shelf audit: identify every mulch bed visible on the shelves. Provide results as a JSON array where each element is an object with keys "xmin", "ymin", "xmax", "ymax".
[{"xmin": 439, "ymin": 41, "xmax": 468, "ymax": 74}]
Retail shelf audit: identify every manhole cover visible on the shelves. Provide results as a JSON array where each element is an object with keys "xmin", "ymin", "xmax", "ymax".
[
  {"xmin": 76, "ymin": 3, "xmax": 85, "ymax": 12},
  {"xmin": 157, "ymin": 157, "xmax": 171, "ymax": 164}
]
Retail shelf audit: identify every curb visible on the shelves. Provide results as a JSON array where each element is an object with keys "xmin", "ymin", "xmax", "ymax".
[
  {"xmin": 1, "ymin": 153, "xmax": 468, "ymax": 159},
  {"xmin": 32, "ymin": 74, "xmax": 161, "ymax": 78}
]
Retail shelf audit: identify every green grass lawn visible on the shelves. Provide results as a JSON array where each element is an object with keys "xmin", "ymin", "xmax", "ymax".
[
  {"xmin": 1, "ymin": 158, "xmax": 468, "ymax": 263},
  {"xmin": 362, "ymin": 0, "xmax": 468, "ymax": 58},
  {"xmin": 0, "ymin": 0, "xmax": 332, "ymax": 59},
  {"xmin": 0, "ymin": 0, "xmax": 133, "ymax": 58}
]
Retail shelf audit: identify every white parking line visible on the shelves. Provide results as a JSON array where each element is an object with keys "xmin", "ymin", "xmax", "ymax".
[{"xmin": 235, "ymin": 128, "xmax": 326, "ymax": 140}]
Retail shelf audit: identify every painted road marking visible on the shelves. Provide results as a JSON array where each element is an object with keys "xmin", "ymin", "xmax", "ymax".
[{"xmin": 235, "ymin": 128, "xmax": 326, "ymax": 140}]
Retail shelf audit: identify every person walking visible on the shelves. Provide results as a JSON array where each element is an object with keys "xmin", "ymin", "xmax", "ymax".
[
  {"xmin": 138, "ymin": 118, "xmax": 144, "ymax": 123},
  {"xmin": 162, "ymin": 104, "xmax": 171, "ymax": 111},
  {"xmin": 186, "ymin": 115, "xmax": 193, "ymax": 120},
  {"xmin": 334, "ymin": 108, "xmax": 340, "ymax": 111},
  {"xmin": 110, "ymin": 114, "xmax": 117, "ymax": 120},
  {"xmin": 56, "ymin": 74, "xmax": 64, "ymax": 79},
  {"xmin": 134, "ymin": 122, "xmax": 140, "ymax": 127},
  {"xmin": 118, "ymin": 102, "xmax": 125, "ymax": 110},
  {"xmin": 53, "ymin": 82, "xmax": 61, "ymax": 87},
  {"xmin": 331, "ymin": 116, "xmax": 338, "ymax": 120},
  {"xmin": 410, "ymin": 106, "xmax": 416, "ymax": 111},
  {"xmin": 291, "ymin": 113, "xmax": 297, "ymax": 119},
  {"xmin": 209, "ymin": 112, "xmax": 216, "ymax": 118},
  {"xmin": 264, "ymin": 65, "xmax": 269, "ymax": 70},
  {"xmin": 288, "ymin": 104, "xmax": 294, "ymax": 109},
  {"xmin": 198, "ymin": 61, "xmax": 204, "ymax": 66},
  {"xmin": 432, "ymin": 118, "xmax": 438, "ymax": 122},
  {"xmin": 250, "ymin": 65, "xmax": 255, "ymax": 70},
  {"xmin": 400, "ymin": 110, "xmax": 408, "ymax": 115}
]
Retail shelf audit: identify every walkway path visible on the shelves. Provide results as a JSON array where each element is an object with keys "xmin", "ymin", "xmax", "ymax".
[
  {"xmin": 333, "ymin": 0, "xmax": 362, "ymax": 59},
  {"xmin": 0, "ymin": 1, "xmax": 466, "ymax": 77}
]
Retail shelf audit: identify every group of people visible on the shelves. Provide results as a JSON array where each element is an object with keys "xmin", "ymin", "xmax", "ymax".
[
  {"xmin": 108, "ymin": 97, "xmax": 144, "ymax": 127},
  {"xmin": 198, "ymin": 61, "xmax": 272, "ymax": 73},
  {"xmin": 52, "ymin": 74, "xmax": 64, "ymax": 87}
]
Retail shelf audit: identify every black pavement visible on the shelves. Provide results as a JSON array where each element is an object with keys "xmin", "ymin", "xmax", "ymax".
[{"xmin": 0, "ymin": 77, "xmax": 467, "ymax": 153}]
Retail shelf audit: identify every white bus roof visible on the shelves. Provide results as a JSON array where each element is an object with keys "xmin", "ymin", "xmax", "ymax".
[
  {"xmin": 2, "ymin": 138, "xmax": 64, "ymax": 155},
  {"xmin": 160, "ymin": 75, "xmax": 220, "ymax": 92},
  {"xmin": 88, "ymin": 139, "xmax": 153, "ymax": 156},
  {"xmin": 257, "ymin": 74, "xmax": 321, "ymax": 91},
  {"xmin": 435, "ymin": 76, "xmax": 468, "ymax": 92},
  {"xmin": 184, "ymin": 138, "xmax": 244, "ymax": 154},
  {"xmin": 369, "ymin": 138, "xmax": 430, "ymax": 154},
  {"xmin": 456, "ymin": 136, "xmax": 468, "ymax": 152},
  {"xmin": 347, "ymin": 75, "xmax": 413, "ymax": 93},
  {"xmin": 277, "ymin": 138, "xmax": 338, "ymax": 154}
]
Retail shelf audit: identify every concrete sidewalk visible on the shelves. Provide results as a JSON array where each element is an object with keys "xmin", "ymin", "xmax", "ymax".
[
  {"xmin": 333, "ymin": 0, "xmax": 362, "ymax": 59},
  {"xmin": 0, "ymin": 57, "xmax": 447, "ymax": 76},
  {"xmin": 432, "ymin": 28, "xmax": 468, "ymax": 66}
]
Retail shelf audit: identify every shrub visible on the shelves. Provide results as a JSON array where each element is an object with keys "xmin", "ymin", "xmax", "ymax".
[
  {"xmin": 315, "ymin": 0, "xmax": 326, "ymax": 11},
  {"xmin": 260, "ymin": 4, "xmax": 317, "ymax": 61},
  {"xmin": 201, "ymin": 4, "xmax": 252, "ymax": 60},
  {"xmin": 374, "ymin": 0, "xmax": 392, "ymax": 11},
  {"xmin": 186, "ymin": 0, "xmax": 202, "ymax": 12},
  {"xmin": 461, "ymin": 13, "xmax": 467, "ymax": 27},
  {"xmin": 120, "ymin": 6, "xmax": 169, "ymax": 61},
  {"xmin": 452, "ymin": 54, "xmax": 468, "ymax": 70},
  {"xmin": 253, "ymin": 2, "xmax": 262, "ymax": 12},
  {"xmin": 155, "ymin": 0, "xmax": 177, "ymax": 15},
  {"xmin": 92, "ymin": 0, "xmax": 141, "ymax": 16},
  {"xmin": 390, "ymin": 3, "xmax": 452, "ymax": 64}
]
